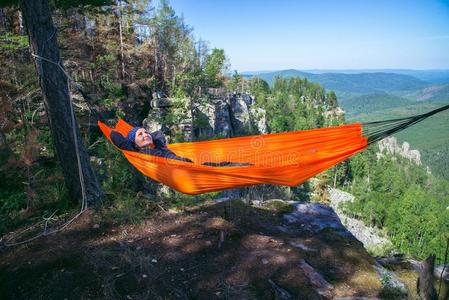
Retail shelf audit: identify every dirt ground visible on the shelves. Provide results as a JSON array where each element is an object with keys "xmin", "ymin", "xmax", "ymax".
[{"xmin": 0, "ymin": 200, "xmax": 383, "ymax": 299}]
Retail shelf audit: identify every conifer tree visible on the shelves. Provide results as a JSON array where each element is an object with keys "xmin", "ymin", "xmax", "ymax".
[{"xmin": 2, "ymin": 0, "xmax": 111, "ymax": 204}]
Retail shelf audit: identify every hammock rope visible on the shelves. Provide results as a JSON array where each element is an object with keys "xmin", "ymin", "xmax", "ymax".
[
  {"xmin": 363, "ymin": 103, "xmax": 449, "ymax": 145},
  {"xmin": 98, "ymin": 102, "xmax": 449, "ymax": 195}
]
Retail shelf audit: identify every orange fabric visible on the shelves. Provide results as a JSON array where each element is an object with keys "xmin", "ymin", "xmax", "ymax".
[{"xmin": 98, "ymin": 119, "xmax": 368, "ymax": 195}]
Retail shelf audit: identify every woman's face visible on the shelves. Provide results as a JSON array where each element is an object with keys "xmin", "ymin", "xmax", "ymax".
[{"xmin": 134, "ymin": 128, "xmax": 153, "ymax": 148}]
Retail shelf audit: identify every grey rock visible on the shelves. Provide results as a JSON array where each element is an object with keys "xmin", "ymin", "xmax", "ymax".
[
  {"xmin": 193, "ymin": 102, "xmax": 215, "ymax": 138},
  {"xmin": 213, "ymin": 100, "xmax": 233, "ymax": 137},
  {"xmin": 373, "ymin": 262, "xmax": 408, "ymax": 295},
  {"xmin": 298, "ymin": 259, "xmax": 334, "ymax": 299},
  {"xmin": 229, "ymin": 93, "xmax": 252, "ymax": 135},
  {"xmin": 284, "ymin": 203, "xmax": 356, "ymax": 239},
  {"xmin": 328, "ymin": 188, "xmax": 392, "ymax": 249},
  {"xmin": 219, "ymin": 188, "xmax": 242, "ymax": 200},
  {"xmin": 288, "ymin": 241, "xmax": 317, "ymax": 252},
  {"xmin": 377, "ymin": 136, "xmax": 421, "ymax": 165},
  {"xmin": 150, "ymin": 98, "xmax": 172, "ymax": 108},
  {"xmin": 143, "ymin": 109, "xmax": 163, "ymax": 133}
]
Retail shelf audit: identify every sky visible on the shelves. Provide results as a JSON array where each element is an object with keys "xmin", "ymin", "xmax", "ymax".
[{"xmin": 168, "ymin": 0, "xmax": 449, "ymax": 72}]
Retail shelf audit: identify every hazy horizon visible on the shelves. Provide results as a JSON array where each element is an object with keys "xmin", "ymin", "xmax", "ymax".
[{"xmin": 241, "ymin": 68, "xmax": 449, "ymax": 73}]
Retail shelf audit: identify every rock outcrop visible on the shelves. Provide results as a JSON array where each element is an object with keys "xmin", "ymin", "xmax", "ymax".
[
  {"xmin": 328, "ymin": 188, "xmax": 393, "ymax": 250},
  {"xmin": 377, "ymin": 136, "xmax": 421, "ymax": 165},
  {"xmin": 283, "ymin": 202, "xmax": 357, "ymax": 239},
  {"xmin": 143, "ymin": 92, "xmax": 267, "ymax": 142}
]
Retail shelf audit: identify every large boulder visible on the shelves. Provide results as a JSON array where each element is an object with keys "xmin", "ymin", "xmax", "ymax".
[
  {"xmin": 143, "ymin": 108, "xmax": 163, "ymax": 133},
  {"xmin": 150, "ymin": 98, "xmax": 172, "ymax": 108},
  {"xmin": 229, "ymin": 93, "xmax": 252, "ymax": 135},
  {"xmin": 213, "ymin": 99, "xmax": 233, "ymax": 138},
  {"xmin": 193, "ymin": 102, "xmax": 215, "ymax": 138},
  {"xmin": 192, "ymin": 94, "xmax": 263, "ymax": 139}
]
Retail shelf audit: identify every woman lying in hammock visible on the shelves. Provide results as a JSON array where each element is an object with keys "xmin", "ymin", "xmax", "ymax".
[{"xmin": 111, "ymin": 127, "xmax": 252, "ymax": 167}]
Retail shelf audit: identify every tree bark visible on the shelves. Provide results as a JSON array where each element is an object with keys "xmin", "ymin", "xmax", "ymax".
[
  {"xmin": 0, "ymin": 130, "xmax": 11, "ymax": 164},
  {"xmin": 418, "ymin": 255, "xmax": 438, "ymax": 300},
  {"xmin": 19, "ymin": 0, "xmax": 103, "ymax": 204},
  {"xmin": 116, "ymin": 0, "xmax": 125, "ymax": 80}
]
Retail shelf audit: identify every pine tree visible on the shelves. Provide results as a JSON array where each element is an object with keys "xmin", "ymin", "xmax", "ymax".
[{"xmin": 2, "ymin": 0, "xmax": 109, "ymax": 204}]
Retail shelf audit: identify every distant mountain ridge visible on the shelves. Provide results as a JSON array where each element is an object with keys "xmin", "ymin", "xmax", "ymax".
[
  {"xmin": 242, "ymin": 69, "xmax": 430, "ymax": 97},
  {"xmin": 395, "ymin": 83, "xmax": 449, "ymax": 103},
  {"xmin": 242, "ymin": 69, "xmax": 449, "ymax": 84},
  {"xmin": 339, "ymin": 92, "xmax": 413, "ymax": 118}
]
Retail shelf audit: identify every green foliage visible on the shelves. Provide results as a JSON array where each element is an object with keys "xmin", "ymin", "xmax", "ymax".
[
  {"xmin": 202, "ymin": 48, "xmax": 227, "ymax": 88},
  {"xmin": 164, "ymin": 190, "xmax": 218, "ymax": 210},
  {"xmin": 386, "ymin": 185, "xmax": 448, "ymax": 259},
  {"xmin": 378, "ymin": 273, "xmax": 404, "ymax": 299},
  {"xmin": 348, "ymin": 146, "xmax": 377, "ymax": 180},
  {"xmin": 0, "ymin": 0, "xmax": 16, "ymax": 8},
  {"xmin": 312, "ymin": 172, "xmax": 330, "ymax": 204},
  {"xmin": 94, "ymin": 137, "xmax": 135, "ymax": 193},
  {"xmin": 366, "ymin": 242, "xmax": 395, "ymax": 257},
  {"xmin": 94, "ymin": 54, "xmax": 123, "ymax": 98},
  {"xmin": 248, "ymin": 77, "xmax": 270, "ymax": 105},
  {"xmin": 326, "ymin": 91, "xmax": 338, "ymax": 108},
  {"xmin": 162, "ymin": 97, "xmax": 190, "ymax": 142},
  {"xmin": 0, "ymin": 188, "xmax": 27, "ymax": 228},
  {"xmin": 0, "ymin": 156, "xmax": 72, "ymax": 234},
  {"xmin": 193, "ymin": 108, "xmax": 211, "ymax": 128},
  {"xmin": 226, "ymin": 71, "xmax": 244, "ymax": 92},
  {"xmin": 0, "ymin": 33, "xmax": 28, "ymax": 50},
  {"xmin": 101, "ymin": 192, "xmax": 146, "ymax": 225},
  {"xmin": 257, "ymin": 76, "xmax": 338, "ymax": 133},
  {"xmin": 343, "ymin": 150, "xmax": 449, "ymax": 262},
  {"xmin": 340, "ymin": 92, "xmax": 413, "ymax": 119}
]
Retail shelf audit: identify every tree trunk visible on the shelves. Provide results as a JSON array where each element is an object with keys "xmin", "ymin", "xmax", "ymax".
[
  {"xmin": 418, "ymin": 255, "xmax": 438, "ymax": 300},
  {"xmin": 19, "ymin": 0, "xmax": 103, "ymax": 205},
  {"xmin": 116, "ymin": 0, "xmax": 125, "ymax": 80},
  {"xmin": 0, "ymin": 130, "xmax": 11, "ymax": 164},
  {"xmin": 0, "ymin": 8, "xmax": 7, "ymax": 33}
]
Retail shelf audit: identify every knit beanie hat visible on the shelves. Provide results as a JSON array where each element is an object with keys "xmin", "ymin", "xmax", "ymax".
[{"xmin": 127, "ymin": 127, "xmax": 141, "ymax": 143}]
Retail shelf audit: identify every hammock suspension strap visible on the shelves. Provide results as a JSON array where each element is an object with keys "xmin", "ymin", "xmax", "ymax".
[{"xmin": 362, "ymin": 103, "xmax": 449, "ymax": 145}]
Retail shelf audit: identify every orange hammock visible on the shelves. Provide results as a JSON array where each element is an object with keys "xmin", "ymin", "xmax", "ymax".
[
  {"xmin": 98, "ymin": 103, "xmax": 449, "ymax": 195},
  {"xmin": 98, "ymin": 119, "xmax": 368, "ymax": 195}
]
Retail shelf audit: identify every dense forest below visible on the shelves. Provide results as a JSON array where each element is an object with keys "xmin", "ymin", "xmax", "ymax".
[{"xmin": 1, "ymin": 1, "xmax": 448, "ymax": 298}]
